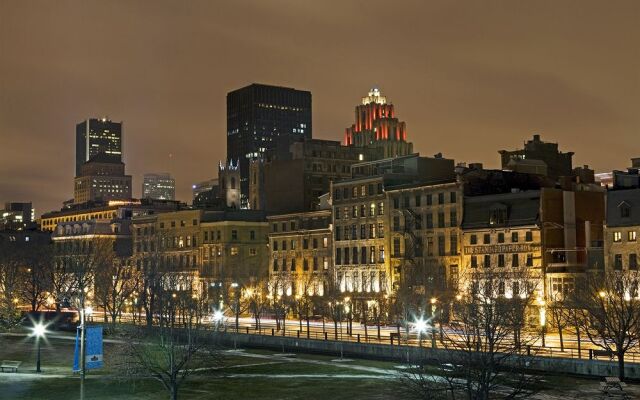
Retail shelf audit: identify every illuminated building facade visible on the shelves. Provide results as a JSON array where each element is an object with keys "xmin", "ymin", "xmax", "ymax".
[
  {"xmin": 227, "ymin": 83, "xmax": 312, "ymax": 206},
  {"xmin": 386, "ymin": 181, "xmax": 463, "ymax": 300},
  {"xmin": 460, "ymin": 186, "xmax": 605, "ymax": 324},
  {"xmin": 73, "ymin": 153, "xmax": 132, "ymax": 204},
  {"xmin": 1, "ymin": 202, "xmax": 34, "ymax": 230},
  {"xmin": 76, "ymin": 118, "xmax": 123, "ymax": 176},
  {"xmin": 268, "ymin": 210, "xmax": 332, "ymax": 298},
  {"xmin": 344, "ymin": 88, "xmax": 413, "ymax": 159},
  {"xmin": 142, "ymin": 173, "xmax": 175, "ymax": 200},
  {"xmin": 200, "ymin": 211, "xmax": 269, "ymax": 293},
  {"xmin": 604, "ymin": 164, "xmax": 640, "ymax": 273}
]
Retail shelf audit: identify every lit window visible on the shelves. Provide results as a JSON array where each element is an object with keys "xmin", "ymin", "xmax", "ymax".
[
  {"xmin": 614, "ymin": 232, "xmax": 622, "ymax": 242},
  {"xmin": 230, "ymin": 247, "xmax": 239, "ymax": 256},
  {"xmin": 629, "ymin": 231, "xmax": 637, "ymax": 242}
]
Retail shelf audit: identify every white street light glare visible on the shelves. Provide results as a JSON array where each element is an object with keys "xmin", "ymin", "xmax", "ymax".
[
  {"xmin": 32, "ymin": 322, "xmax": 46, "ymax": 338},
  {"xmin": 414, "ymin": 318, "xmax": 428, "ymax": 334}
]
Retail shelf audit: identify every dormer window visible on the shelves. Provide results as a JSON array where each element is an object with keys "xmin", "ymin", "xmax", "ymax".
[
  {"xmin": 619, "ymin": 202, "xmax": 631, "ymax": 219},
  {"xmin": 489, "ymin": 203, "xmax": 508, "ymax": 226}
]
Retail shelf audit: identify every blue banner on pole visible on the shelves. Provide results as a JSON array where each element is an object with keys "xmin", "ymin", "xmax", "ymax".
[
  {"xmin": 73, "ymin": 325, "xmax": 104, "ymax": 371},
  {"xmin": 86, "ymin": 326, "xmax": 103, "ymax": 369}
]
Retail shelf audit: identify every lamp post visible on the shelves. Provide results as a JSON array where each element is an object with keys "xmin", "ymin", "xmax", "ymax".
[
  {"xmin": 430, "ymin": 297, "xmax": 437, "ymax": 349},
  {"xmin": 414, "ymin": 317, "xmax": 427, "ymax": 347},
  {"xmin": 537, "ymin": 297, "xmax": 546, "ymax": 347},
  {"xmin": 31, "ymin": 322, "xmax": 46, "ymax": 373}
]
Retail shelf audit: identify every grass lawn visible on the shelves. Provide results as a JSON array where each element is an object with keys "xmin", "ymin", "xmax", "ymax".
[{"xmin": 0, "ymin": 331, "xmax": 637, "ymax": 399}]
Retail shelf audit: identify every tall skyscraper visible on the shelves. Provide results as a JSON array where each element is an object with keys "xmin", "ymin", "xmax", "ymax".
[
  {"xmin": 142, "ymin": 173, "xmax": 176, "ymax": 200},
  {"xmin": 76, "ymin": 117, "xmax": 123, "ymax": 176},
  {"xmin": 226, "ymin": 83, "xmax": 312, "ymax": 206},
  {"xmin": 344, "ymin": 88, "xmax": 413, "ymax": 158}
]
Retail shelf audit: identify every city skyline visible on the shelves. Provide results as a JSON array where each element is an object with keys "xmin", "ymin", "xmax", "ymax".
[{"xmin": 1, "ymin": 1, "xmax": 639, "ymax": 216}]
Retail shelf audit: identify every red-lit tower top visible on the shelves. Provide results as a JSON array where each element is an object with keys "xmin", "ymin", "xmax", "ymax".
[{"xmin": 344, "ymin": 88, "xmax": 412, "ymax": 158}]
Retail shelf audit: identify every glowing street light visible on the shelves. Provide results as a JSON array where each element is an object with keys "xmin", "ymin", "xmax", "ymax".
[
  {"xmin": 31, "ymin": 322, "xmax": 47, "ymax": 373},
  {"xmin": 414, "ymin": 317, "xmax": 428, "ymax": 347}
]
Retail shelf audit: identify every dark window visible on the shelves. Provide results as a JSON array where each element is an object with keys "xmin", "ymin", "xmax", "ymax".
[
  {"xmin": 512, "ymin": 232, "xmax": 519, "ymax": 242},
  {"xmin": 393, "ymin": 197, "xmax": 400, "ymax": 208},
  {"xmin": 415, "ymin": 195, "xmax": 421, "ymax": 207},
  {"xmin": 450, "ymin": 211, "xmax": 457, "ymax": 227},
  {"xmin": 498, "ymin": 254, "xmax": 505, "ymax": 267},
  {"xmin": 231, "ymin": 230, "xmax": 238, "ymax": 240},
  {"xmin": 437, "ymin": 235, "xmax": 445, "ymax": 256},
  {"xmin": 335, "ymin": 227, "xmax": 341, "ymax": 241},
  {"xmin": 438, "ymin": 212, "xmax": 445, "ymax": 228},
  {"xmin": 438, "ymin": 193, "xmax": 444, "ymax": 204},
  {"xmin": 403, "ymin": 196, "xmax": 410, "ymax": 208},
  {"xmin": 393, "ymin": 238, "xmax": 401, "ymax": 257},
  {"xmin": 415, "ymin": 215, "xmax": 422, "ymax": 230},
  {"xmin": 313, "ymin": 257, "xmax": 318, "ymax": 271},
  {"xmin": 471, "ymin": 255, "xmax": 477, "ymax": 268},
  {"xmin": 361, "ymin": 247, "xmax": 366, "ymax": 264},
  {"xmin": 450, "ymin": 234, "xmax": 458, "ymax": 255},
  {"xmin": 498, "ymin": 233, "xmax": 505, "ymax": 243},
  {"xmin": 303, "ymin": 259, "xmax": 309, "ymax": 271},
  {"xmin": 450, "ymin": 192, "xmax": 457, "ymax": 203},
  {"xmin": 426, "ymin": 213, "xmax": 433, "ymax": 229},
  {"xmin": 483, "ymin": 234, "xmax": 490, "ymax": 244},
  {"xmin": 614, "ymin": 254, "xmax": 623, "ymax": 270},
  {"xmin": 344, "ymin": 247, "xmax": 350, "ymax": 264},
  {"xmin": 250, "ymin": 230, "xmax": 256, "ymax": 240},
  {"xmin": 630, "ymin": 254, "xmax": 637, "ymax": 270},
  {"xmin": 526, "ymin": 254, "xmax": 533, "ymax": 267},
  {"xmin": 303, "ymin": 238, "xmax": 309, "ymax": 249},
  {"xmin": 336, "ymin": 248, "xmax": 342, "ymax": 265},
  {"xmin": 273, "ymin": 259, "xmax": 279, "ymax": 271},
  {"xmin": 352, "ymin": 247, "xmax": 358, "ymax": 264},
  {"xmin": 193, "ymin": 219, "xmax": 198, "ymax": 226},
  {"xmin": 484, "ymin": 254, "xmax": 491, "ymax": 268},
  {"xmin": 360, "ymin": 224, "xmax": 366, "ymax": 239},
  {"xmin": 470, "ymin": 234, "xmax": 477, "ymax": 245},
  {"xmin": 290, "ymin": 259, "xmax": 295, "ymax": 271},
  {"xmin": 273, "ymin": 241, "xmax": 278, "ymax": 251},
  {"xmin": 512, "ymin": 254, "xmax": 519, "ymax": 267},
  {"xmin": 393, "ymin": 216, "xmax": 400, "ymax": 231},
  {"xmin": 313, "ymin": 238, "xmax": 318, "ymax": 248},
  {"xmin": 426, "ymin": 194, "xmax": 433, "ymax": 206}
]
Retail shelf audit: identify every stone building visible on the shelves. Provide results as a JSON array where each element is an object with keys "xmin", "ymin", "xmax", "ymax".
[
  {"xmin": 258, "ymin": 139, "xmax": 381, "ymax": 214},
  {"xmin": 267, "ymin": 210, "xmax": 332, "ymax": 298},
  {"xmin": 460, "ymin": 186, "xmax": 605, "ymax": 324},
  {"xmin": 131, "ymin": 209, "xmax": 268, "ymax": 296},
  {"xmin": 200, "ymin": 210, "xmax": 269, "ymax": 291},
  {"xmin": 604, "ymin": 165, "xmax": 640, "ymax": 273},
  {"xmin": 499, "ymin": 134, "xmax": 574, "ymax": 181},
  {"xmin": 386, "ymin": 181, "xmax": 463, "ymax": 300},
  {"xmin": 73, "ymin": 153, "xmax": 132, "ymax": 204}
]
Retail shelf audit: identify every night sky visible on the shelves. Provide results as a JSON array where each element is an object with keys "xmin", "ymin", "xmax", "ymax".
[{"xmin": 1, "ymin": 1, "xmax": 638, "ymax": 217}]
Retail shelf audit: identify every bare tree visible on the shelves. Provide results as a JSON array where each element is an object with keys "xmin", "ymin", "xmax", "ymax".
[
  {"xmin": 20, "ymin": 244, "xmax": 53, "ymax": 312},
  {"xmin": 117, "ymin": 274, "xmax": 222, "ymax": 400},
  {"xmin": 95, "ymin": 256, "xmax": 139, "ymax": 331},
  {"xmin": 0, "ymin": 240, "xmax": 25, "ymax": 330},
  {"xmin": 401, "ymin": 269, "xmax": 540, "ymax": 400},
  {"xmin": 572, "ymin": 271, "xmax": 640, "ymax": 381}
]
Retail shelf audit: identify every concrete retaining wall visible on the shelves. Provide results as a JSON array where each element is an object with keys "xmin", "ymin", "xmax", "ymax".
[{"xmin": 218, "ymin": 332, "xmax": 640, "ymax": 379}]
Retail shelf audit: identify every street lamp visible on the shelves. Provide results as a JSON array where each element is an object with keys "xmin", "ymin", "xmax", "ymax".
[
  {"xmin": 430, "ymin": 298, "xmax": 438, "ymax": 348},
  {"xmin": 414, "ymin": 317, "xmax": 427, "ymax": 347},
  {"xmin": 31, "ymin": 322, "xmax": 47, "ymax": 373}
]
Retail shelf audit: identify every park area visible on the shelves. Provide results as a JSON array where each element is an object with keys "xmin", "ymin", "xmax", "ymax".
[{"xmin": 1, "ymin": 330, "xmax": 639, "ymax": 400}]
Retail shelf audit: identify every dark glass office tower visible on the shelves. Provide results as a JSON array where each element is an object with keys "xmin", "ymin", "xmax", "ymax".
[
  {"xmin": 76, "ymin": 118, "xmax": 123, "ymax": 176},
  {"xmin": 227, "ymin": 84, "xmax": 312, "ymax": 206}
]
